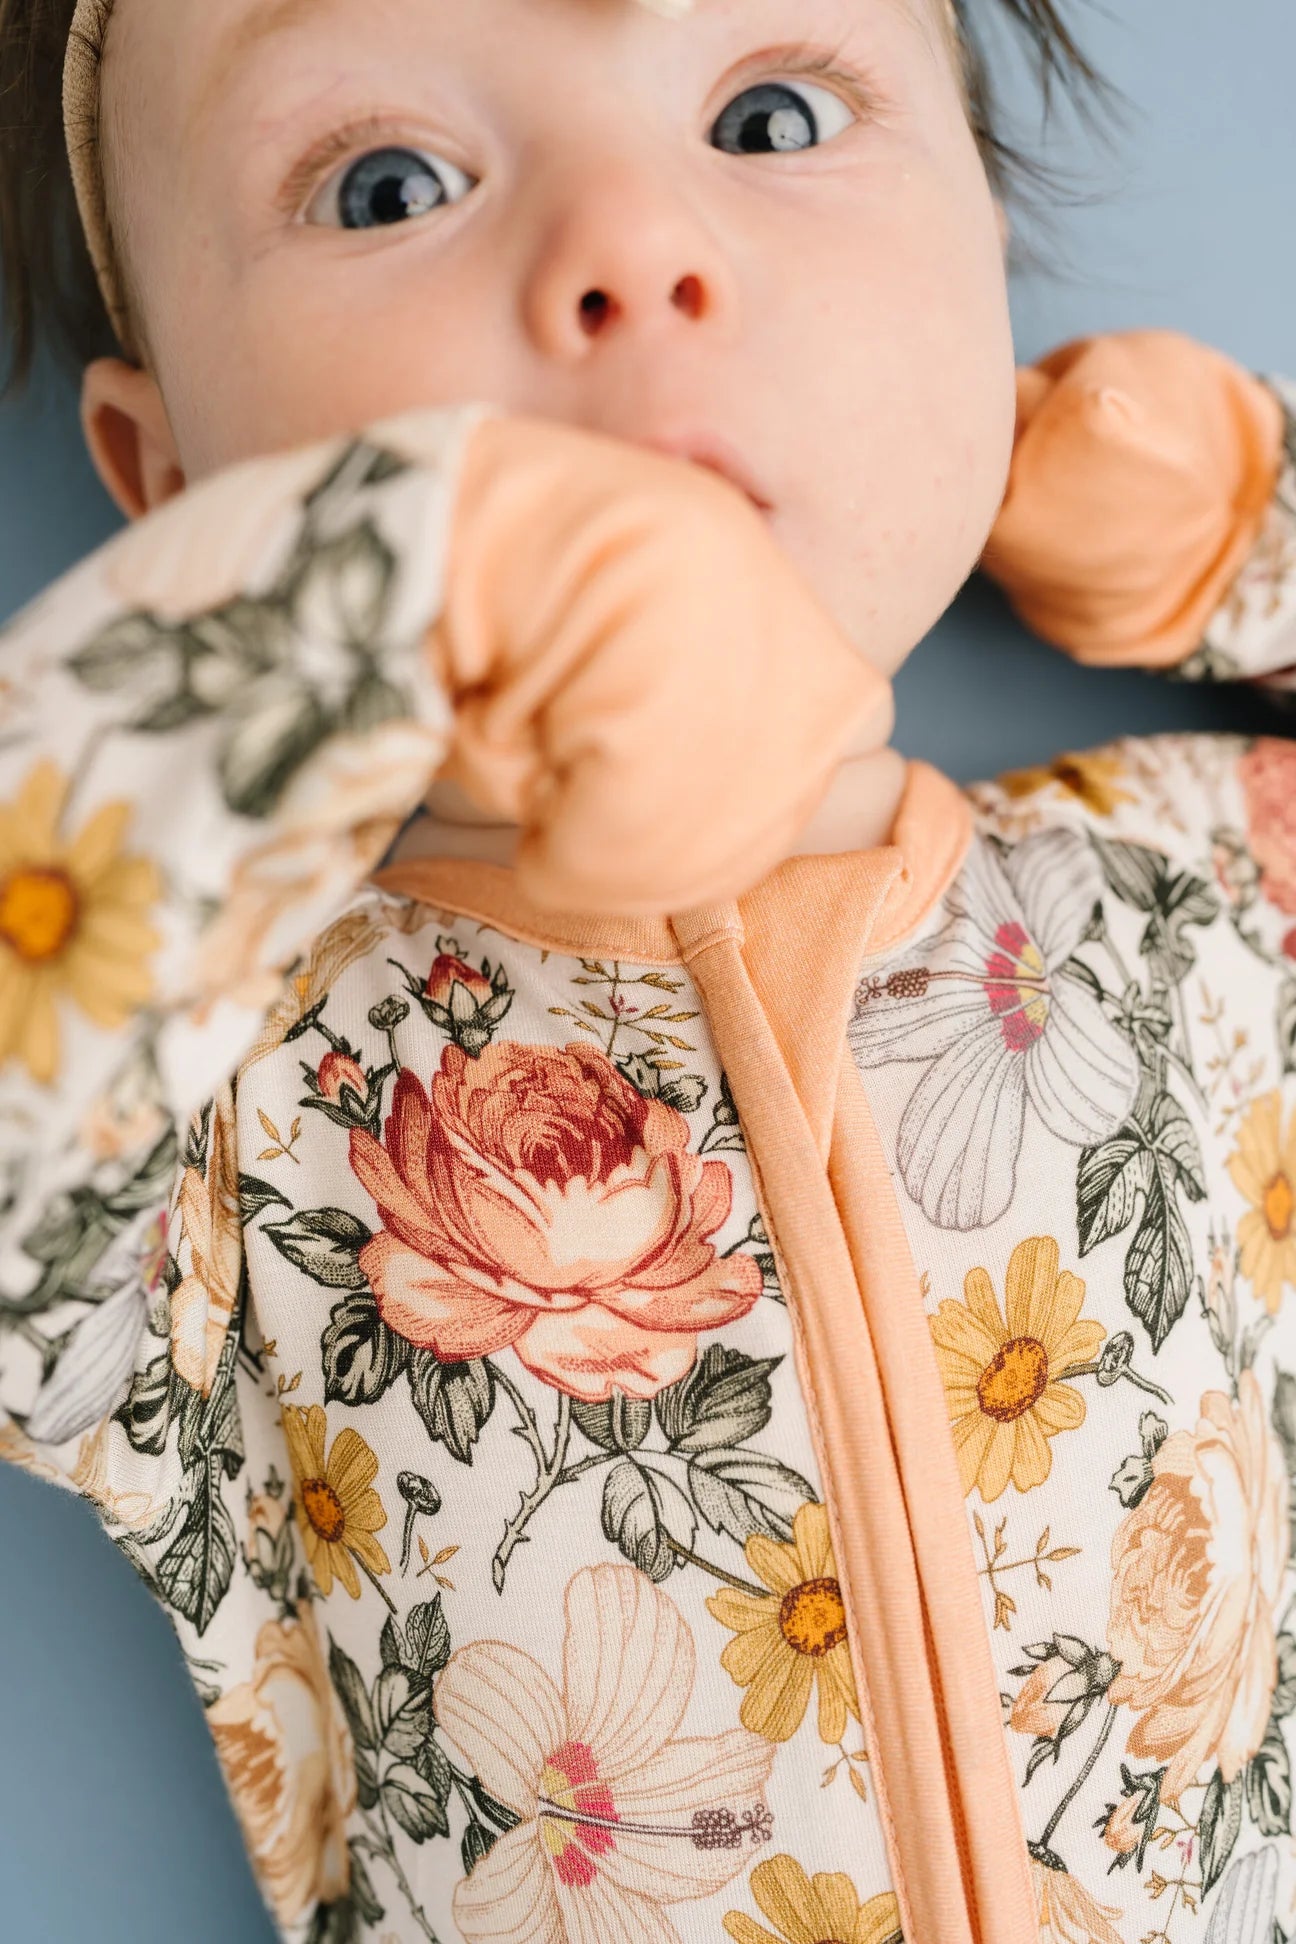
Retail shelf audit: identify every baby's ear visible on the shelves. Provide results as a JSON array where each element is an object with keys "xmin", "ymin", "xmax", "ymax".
[{"xmin": 80, "ymin": 357, "xmax": 186, "ymax": 521}]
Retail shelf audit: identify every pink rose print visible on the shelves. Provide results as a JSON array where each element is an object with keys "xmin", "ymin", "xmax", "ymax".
[
  {"xmin": 1240, "ymin": 738, "xmax": 1296, "ymax": 917},
  {"xmin": 317, "ymin": 1051, "xmax": 367, "ymax": 1104},
  {"xmin": 425, "ymin": 953, "xmax": 493, "ymax": 1009},
  {"xmin": 349, "ymin": 1040, "xmax": 761, "ymax": 1400}
]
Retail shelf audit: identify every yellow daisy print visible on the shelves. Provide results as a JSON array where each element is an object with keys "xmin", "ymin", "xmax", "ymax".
[
  {"xmin": 707, "ymin": 1500, "xmax": 859, "ymax": 1744},
  {"xmin": 998, "ymin": 751, "xmax": 1134, "ymax": 818},
  {"xmin": 1228, "ymin": 1091, "xmax": 1296, "ymax": 1314},
  {"xmin": 930, "ymin": 1235, "xmax": 1104, "ymax": 1502},
  {"xmin": 724, "ymin": 1854, "xmax": 903, "ymax": 1944},
  {"xmin": 282, "ymin": 1404, "xmax": 391, "ymax": 1600},
  {"xmin": 0, "ymin": 759, "xmax": 160, "ymax": 1082}
]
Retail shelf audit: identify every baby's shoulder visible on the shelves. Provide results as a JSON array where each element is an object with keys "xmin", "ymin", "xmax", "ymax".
[
  {"xmin": 964, "ymin": 728, "xmax": 1293, "ymax": 891},
  {"xmin": 951, "ymin": 730, "xmax": 1296, "ymax": 983}
]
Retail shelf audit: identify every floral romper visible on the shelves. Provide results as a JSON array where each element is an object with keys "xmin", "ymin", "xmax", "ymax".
[{"xmin": 2, "ymin": 385, "xmax": 1296, "ymax": 1944}]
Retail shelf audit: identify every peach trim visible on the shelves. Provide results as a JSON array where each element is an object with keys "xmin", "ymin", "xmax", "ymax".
[
  {"xmin": 676, "ymin": 913, "xmax": 998, "ymax": 1944},
  {"xmin": 374, "ymin": 761, "xmax": 971, "ymax": 1011},
  {"xmin": 830, "ymin": 1057, "xmax": 1038, "ymax": 1941},
  {"xmin": 372, "ymin": 857, "xmax": 685, "ymax": 964},
  {"xmin": 739, "ymin": 762, "xmax": 972, "ymax": 1157}
]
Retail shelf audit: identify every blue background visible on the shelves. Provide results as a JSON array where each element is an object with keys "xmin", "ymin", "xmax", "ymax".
[{"xmin": 2, "ymin": 2, "xmax": 1294, "ymax": 1936}]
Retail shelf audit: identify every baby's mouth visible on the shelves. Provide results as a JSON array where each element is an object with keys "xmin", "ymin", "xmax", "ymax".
[{"xmin": 636, "ymin": 431, "xmax": 774, "ymax": 516}]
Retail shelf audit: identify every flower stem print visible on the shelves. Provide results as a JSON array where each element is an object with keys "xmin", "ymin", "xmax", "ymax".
[
  {"xmin": 490, "ymin": 1367, "xmax": 572, "ymax": 1591},
  {"xmin": 974, "ymin": 1513, "xmax": 1080, "ymax": 1631},
  {"xmin": 1068, "ymin": 830, "xmax": 1227, "ymax": 1352},
  {"xmin": 554, "ymin": 958, "xmax": 700, "ymax": 1062},
  {"xmin": 1200, "ymin": 980, "xmax": 1268, "ymax": 1140},
  {"xmin": 1033, "ymin": 1701, "xmax": 1119, "ymax": 1859},
  {"xmin": 328, "ymin": 1592, "xmax": 516, "ymax": 1944}
]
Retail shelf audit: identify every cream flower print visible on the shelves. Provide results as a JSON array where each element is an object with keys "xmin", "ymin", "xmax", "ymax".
[
  {"xmin": 207, "ymin": 1606, "xmax": 357, "ymax": 1927},
  {"xmin": 282, "ymin": 1404, "xmax": 391, "ymax": 1600},
  {"xmin": 1029, "ymin": 1859, "xmax": 1124, "ymax": 1944},
  {"xmin": 929, "ymin": 1236, "xmax": 1105, "ymax": 1501},
  {"xmin": 707, "ymin": 1500, "xmax": 860, "ymax": 1745},
  {"xmin": 0, "ymin": 758, "xmax": 159, "ymax": 1082},
  {"xmin": 850, "ymin": 827, "xmax": 1139, "ymax": 1230},
  {"xmin": 1107, "ymin": 1369, "xmax": 1287, "ymax": 1804},
  {"xmin": 434, "ymin": 1563, "xmax": 775, "ymax": 1944},
  {"xmin": 1228, "ymin": 1091, "xmax": 1296, "ymax": 1313},
  {"xmin": 723, "ymin": 1854, "xmax": 902, "ymax": 1944}
]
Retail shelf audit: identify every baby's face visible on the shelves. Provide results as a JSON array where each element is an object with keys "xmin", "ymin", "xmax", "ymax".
[{"xmin": 95, "ymin": 0, "xmax": 1017, "ymax": 671}]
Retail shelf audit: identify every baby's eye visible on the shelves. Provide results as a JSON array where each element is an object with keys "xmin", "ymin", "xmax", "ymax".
[
  {"xmin": 306, "ymin": 145, "xmax": 476, "ymax": 230},
  {"xmin": 710, "ymin": 79, "xmax": 856, "ymax": 155}
]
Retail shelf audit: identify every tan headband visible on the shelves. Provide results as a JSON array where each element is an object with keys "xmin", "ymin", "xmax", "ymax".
[{"xmin": 63, "ymin": 0, "xmax": 956, "ymax": 365}]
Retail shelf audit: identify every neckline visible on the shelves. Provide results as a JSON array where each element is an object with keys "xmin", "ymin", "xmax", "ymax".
[{"xmin": 375, "ymin": 758, "xmax": 972, "ymax": 969}]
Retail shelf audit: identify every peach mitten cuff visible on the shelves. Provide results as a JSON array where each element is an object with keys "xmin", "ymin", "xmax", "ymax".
[{"xmin": 981, "ymin": 329, "xmax": 1289, "ymax": 676}]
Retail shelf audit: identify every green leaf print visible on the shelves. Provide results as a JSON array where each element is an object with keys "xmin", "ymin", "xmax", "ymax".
[
  {"xmin": 654, "ymin": 1344, "xmax": 781, "ymax": 1452},
  {"xmin": 382, "ymin": 1763, "xmax": 451, "ymax": 1844},
  {"xmin": 601, "ymin": 1456, "xmax": 696, "ymax": 1582},
  {"xmin": 1077, "ymin": 1096, "xmax": 1206, "ymax": 1351},
  {"xmin": 155, "ymin": 1478, "xmax": 238, "ymax": 1634},
  {"xmin": 571, "ymin": 1393, "xmax": 653, "ymax": 1452},
  {"xmin": 407, "ymin": 1355, "xmax": 496, "ymax": 1464},
  {"xmin": 263, "ymin": 1206, "xmax": 372, "ymax": 1290},
  {"xmin": 688, "ymin": 1448, "xmax": 816, "ymax": 1546},
  {"xmin": 1278, "ymin": 979, "xmax": 1296, "ymax": 1077},
  {"xmin": 1247, "ymin": 1730, "xmax": 1294, "ymax": 1837},
  {"xmin": 330, "ymin": 1637, "xmax": 380, "ymax": 1752},
  {"xmin": 322, "ymin": 1288, "xmax": 409, "ymax": 1407},
  {"xmin": 1198, "ymin": 1769, "xmax": 1244, "ymax": 1895}
]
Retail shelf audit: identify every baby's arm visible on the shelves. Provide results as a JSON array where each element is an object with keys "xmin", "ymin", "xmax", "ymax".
[
  {"xmin": 980, "ymin": 330, "xmax": 1296, "ymax": 686},
  {"xmin": 0, "ymin": 403, "xmax": 485, "ymax": 1460},
  {"xmin": 0, "ymin": 399, "xmax": 880, "ymax": 1469}
]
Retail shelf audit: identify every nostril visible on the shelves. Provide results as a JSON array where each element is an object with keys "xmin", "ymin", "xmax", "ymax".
[
  {"xmin": 579, "ymin": 289, "xmax": 616, "ymax": 334},
  {"xmin": 672, "ymin": 274, "xmax": 705, "ymax": 319}
]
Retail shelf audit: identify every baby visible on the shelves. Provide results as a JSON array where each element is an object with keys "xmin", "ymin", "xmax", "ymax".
[{"xmin": 1, "ymin": 0, "xmax": 1295, "ymax": 1941}]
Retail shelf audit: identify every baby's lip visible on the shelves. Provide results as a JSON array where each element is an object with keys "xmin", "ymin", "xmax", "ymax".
[{"xmin": 636, "ymin": 429, "xmax": 774, "ymax": 515}]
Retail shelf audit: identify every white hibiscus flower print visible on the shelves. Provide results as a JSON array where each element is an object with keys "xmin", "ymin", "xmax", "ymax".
[
  {"xmin": 434, "ymin": 1563, "xmax": 775, "ymax": 1944},
  {"xmin": 849, "ymin": 828, "xmax": 1140, "ymax": 1230}
]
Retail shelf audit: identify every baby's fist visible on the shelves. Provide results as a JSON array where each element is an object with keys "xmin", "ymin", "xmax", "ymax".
[
  {"xmin": 981, "ymin": 329, "xmax": 1283, "ymax": 667},
  {"xmin": 431, "ymin": 414, "xmax": 891, "ymax": 916}
]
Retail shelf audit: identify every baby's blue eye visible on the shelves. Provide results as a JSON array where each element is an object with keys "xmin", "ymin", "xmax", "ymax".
[
  {"xmin": 710, "ymin": 79, "xmax": 855, "ymax": 155},
  {"xmin": 319, "ymin": 146, "xmax": 475, "ymax": 230}
]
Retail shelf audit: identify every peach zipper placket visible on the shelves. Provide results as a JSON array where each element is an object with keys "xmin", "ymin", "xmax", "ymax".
[{"xmin": 375, "ymin": 760, "xmax": 1037, "ymax": 1943}]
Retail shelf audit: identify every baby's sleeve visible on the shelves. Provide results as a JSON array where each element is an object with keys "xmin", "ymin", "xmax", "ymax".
[
  {"xmin": 0, "ymin": 400, "xmax": 489, "ymax": 1466},
  {"xmin": 979, "ymin": 330, "xmax": 1296, "ymax": 686}
]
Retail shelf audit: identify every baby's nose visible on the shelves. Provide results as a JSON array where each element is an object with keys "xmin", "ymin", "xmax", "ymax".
[
  {"xmin": 519, "ymin": 161, "xmax": 738, "ymax": 361},
  {"xmin": 576, "ymin": 273, "xmax": 706, "ymax": 336}
]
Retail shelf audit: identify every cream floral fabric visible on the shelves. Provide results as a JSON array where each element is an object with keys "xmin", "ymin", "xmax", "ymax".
[
  {"xmin": 1, "ymin": 383, "xmax": 1296, "ymax": 1944},
  {"xmin": 853, "ymin": 730, "xmax": 1296, "ymax": 1942},
  {"xmin": 1191, "ymin": 377, "xmax": 1296, "ymax": 687}
]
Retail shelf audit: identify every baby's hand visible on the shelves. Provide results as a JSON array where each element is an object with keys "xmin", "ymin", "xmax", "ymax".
[
  {"xmin": 981, "ymin": 330, "xmax": 1283, "ymax": 667},
  {"xmin": 430, "ymin": 415, "xmax": 892, "ymax": 915}
]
